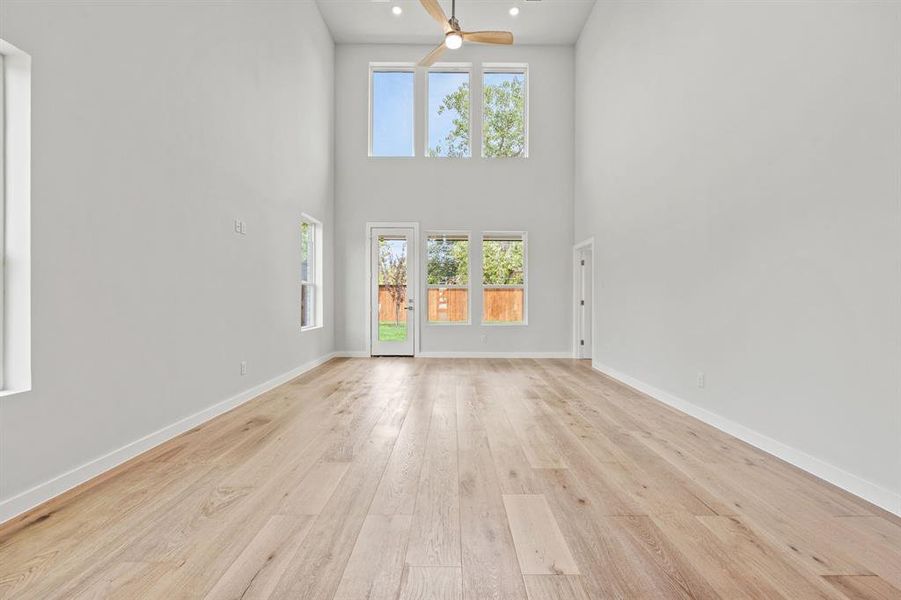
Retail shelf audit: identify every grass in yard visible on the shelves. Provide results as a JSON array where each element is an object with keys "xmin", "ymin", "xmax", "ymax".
[{"xmin": 378, "ymin": 322, "xmax": 408, "ymax": 342}]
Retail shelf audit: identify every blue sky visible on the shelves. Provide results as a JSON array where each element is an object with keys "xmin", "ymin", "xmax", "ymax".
[{"xmin": 371, "ymin": 71, "xmax": 414, "ymax": 157}]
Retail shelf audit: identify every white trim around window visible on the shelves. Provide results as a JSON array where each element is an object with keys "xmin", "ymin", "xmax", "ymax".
[
  {"xmin": 480, "ymin": 231, "xmax": 528, "ymax": 326},
  {"xmin": 425, "ymin": 231, "xmax": 472, "ymax": 325},
  {"xmin": 300, "ymin": 213, "xmax": 323, "ymax": 331}
]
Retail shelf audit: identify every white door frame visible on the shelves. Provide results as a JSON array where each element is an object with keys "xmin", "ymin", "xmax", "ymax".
[
  {"xmin": 572, "ymin": 237, "xmax": 595, "ymax": 359},
  {"xmin": 365, "ymin": 222, "xmax": 421, "ymax": 357}
]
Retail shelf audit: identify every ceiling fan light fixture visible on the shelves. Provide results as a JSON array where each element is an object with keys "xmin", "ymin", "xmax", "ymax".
[{"xmin": 445, "ymin": 31, "xmax": 463, "ymax": 49}]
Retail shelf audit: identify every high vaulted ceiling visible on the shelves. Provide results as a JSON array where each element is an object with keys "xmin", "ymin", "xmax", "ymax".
[{"xmin": 315, "ymin": 0, "xmax": 597, "ymax": 45}]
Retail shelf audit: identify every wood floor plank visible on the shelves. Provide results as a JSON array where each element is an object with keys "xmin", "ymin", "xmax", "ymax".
[
  {"xmin": 332, "ymin": 514, "xmax": 412, "ymax": 600},
  {"xmin": 405, "ymin": 375, "xmax": 461, "ymax": 566},
  {"xmin": 277, "ymin": 461, "xmax": 350, "ymax": 515},
  {"xmin": 823, "ymin": 575, "xmax": 901, "ymax": 600},
  {"xmin": 502, "ymin": 494, "xmax": 579, "ymax": 575},
  {"xmin": 457, "ymin": 378, "xmax": 528, "ymax": 600},
  {"xmin": 1, "ymin": 358, "xmax": 898, "ymax": 600},
  {"xmin": 696, "ymin": 515, "xmax": 848, "ymax": 599},
  {"xmin": 397, "ymin": 566, "xmax": 463, "ymax": 600},
  {"xmin": 203, "ymin": 514, "xmax": 313, "ymax": 600},
  {"xmin": 522, "ymin": 575, "xmax": 591, "ymax": 600},
  {"xmin": 267, "ymin": 381, "xmax": 416, "ymax": 599},
  {"xmin": 368, "ymin": 381, "xmax": 436, "ymax": 516}
]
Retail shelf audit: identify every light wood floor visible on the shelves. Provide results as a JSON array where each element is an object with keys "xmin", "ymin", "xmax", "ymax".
[{"xmin": 1, "ymin": 358, "xmax": 899, "ymax": 599}]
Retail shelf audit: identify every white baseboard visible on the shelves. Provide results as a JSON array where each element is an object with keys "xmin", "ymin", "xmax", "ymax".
[
  {"xmin": 0, "ymin": 352, "xmax": 340, "ymax": 526},
  {"xmin": 335, "ymin": 350, "xmax": 572, "ymax": 359},
  {"xmin": 592, "ymin": 362, "xmax": 901, "ymax": 517},
  {"xmin": 417, "ymin": 351, "xmax": 572, "ymax": 359}
]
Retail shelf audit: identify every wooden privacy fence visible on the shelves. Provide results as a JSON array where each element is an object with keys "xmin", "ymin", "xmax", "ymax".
[
  {"xmin": 378, "ymin": 287, "xmax": 408, "ymax": 323},
  {"xmin": 378, "ymin": 286, "xmax": 523, "ymax": 323},
  {"xmin": 482, "ymin": 288, "xmax": 524, "ymax": 323},
  {"xmin": 428, "ymin": 288, "xmax": 468, "ymax": 322}
]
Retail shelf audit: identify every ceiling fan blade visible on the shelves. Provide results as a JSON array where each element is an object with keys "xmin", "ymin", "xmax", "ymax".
[
  {"xmin": 419, "ymin": 43, "xmax": 447, "ymax": 67},
  {"xmin": 462, "ymin": 31, "xmax": 514, "ymax": 45},
  {"xmin": 419, "ymin": 0, "xmax": 452, "ymax": 33}
]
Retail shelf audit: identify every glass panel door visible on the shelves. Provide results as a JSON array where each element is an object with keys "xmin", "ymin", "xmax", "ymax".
[{"xmin": 371, "ymin": 228, "xmax": 416, "ymax": 356}]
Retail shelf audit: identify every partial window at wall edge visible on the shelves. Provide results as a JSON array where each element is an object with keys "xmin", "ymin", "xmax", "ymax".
[
  {"xmin": 300, "ymin": 215, "xmax": 323, "ymax": 331},
  {"xmin": 0, "ymin": 39, "xmax": 32, "ymax": 396}
]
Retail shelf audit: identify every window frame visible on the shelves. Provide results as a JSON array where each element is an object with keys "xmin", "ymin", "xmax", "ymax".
[
  {"xmin": 481, "ymin": 63, "xmax": 529, "ymax": 159},
  {"xmin": 425, "ymin": 63, "xmax": 472, "ymax": 159},
  {"xmin": 368, "ymin": 63, "xmax": 417, "ymax": 159},
  {"xmin": 480, "ymin": 231, "xmax": 528, "ymax": 326},
  {"xmin": 0, "ymin": 53, "xmax": 5, "ymax": 386},
  {"xmin": 425, "ymin": 230, "xmax": 472, "ymax": 326},
  {"xmin": 0, "ymin": 39, "xmax": 31, "ymax": 396},
  {"xmin": 300, "ymin": 213, "xmax": 323, "ymax": 331}
]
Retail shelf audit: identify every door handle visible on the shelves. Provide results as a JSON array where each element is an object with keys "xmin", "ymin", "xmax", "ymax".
[{"xmin": 406, "ymin": 305, "xmax": 415, "ymax": 311}]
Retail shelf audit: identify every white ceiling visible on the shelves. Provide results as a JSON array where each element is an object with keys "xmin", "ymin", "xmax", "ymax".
[{"xmin": 315, "ymin": 0, "xmax": 597, "ymax": 45}]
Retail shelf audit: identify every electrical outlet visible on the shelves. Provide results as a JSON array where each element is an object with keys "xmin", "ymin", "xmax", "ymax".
[
  {"xmin": 480, "ymin": 334, "xmax": 488, "ymax": 344},
  {"xmin": 240, "ymin": 361, "xmax": 247, "ymax": 376},
  {"xmin": 234, "ymin": 219, "xmax": 247, "ymax": 235},
  {"xmin": 697, "ymin": 371, "xmax": 705, "ymax": 389}
]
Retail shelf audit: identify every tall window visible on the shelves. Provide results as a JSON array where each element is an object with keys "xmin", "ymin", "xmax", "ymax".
[
  {"xmin": 301, "ymin": 215, "xmax": 322, "ymax": 330},
  {"xmin": 482, "ymin": 232, "xmax": 527, "ymax": 325},
  {"xmin": 427, "ymin": 233, "xmax": 470, "ymax": 323},
  {"xmin": 370, "ymin": 66, "xmax": 415, "ymax": 157},
  {"xmin": 0, "ymin": 39, "xmax": 32, "ymax": 394},
  {"xmin": 482, "ymin": 65, "xmax": 528, "ymax": 158},
  {"xmin": 0, "ymin": 54, "xmax": 5, "ymax": 384},
  {"xmin": 427, "ymin": 68, "xmax": 471, "ymax": 158}
]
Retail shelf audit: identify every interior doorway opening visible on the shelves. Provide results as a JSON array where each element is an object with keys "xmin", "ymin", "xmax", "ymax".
[{"xmin": 573, "ymin": 239, "xmax": 594, "ymax": 360}]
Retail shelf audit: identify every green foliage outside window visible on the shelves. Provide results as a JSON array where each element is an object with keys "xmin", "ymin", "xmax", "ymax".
[
  {"xmin": 427, "ymin": 237, "xmax": 469, "ymax": 285},
  {"xmin": 428, "ymin": 72, "xmax": 525, "ymax": 159},
  {"xmin": 482, "ymin": 239, "xmax": 524, "ymax": 285}
]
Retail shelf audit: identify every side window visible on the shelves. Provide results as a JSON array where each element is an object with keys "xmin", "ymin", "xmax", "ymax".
[
  {"xmin": 482, "ymin": 232, "xmax": 527, "ymax": 325},
  {"xmin": 0, "ymin": 39, "xmax": 32, "ymax": 395},
  {"xmin": 426, "ymin": 233, "xmax": 470, "ymax": 323},
  {"xmin": 301, "ymin": 215, "xmax": 323, "ymax": 329}
]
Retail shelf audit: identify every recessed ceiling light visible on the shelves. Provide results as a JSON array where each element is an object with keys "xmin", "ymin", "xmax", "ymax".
[
  {"xmin": 509, "ymin": 6, "xmax": 520, "ymax": 16},
  {"xmin": 392, "ymin": 5, "xmax": 403, "ymax": 15}
]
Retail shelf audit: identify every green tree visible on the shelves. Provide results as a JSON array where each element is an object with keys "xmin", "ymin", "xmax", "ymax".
[
  {"xmin": 428, "ymin": 83, "xmax": 471, "ymax": 158},
  {"xmin": 482, "ymin": 76, "xmax": 526, "ymax": 158},
  {"xmin": 429, "ymin": 75, "xmax": 525, "ymax": 158},
  {"xmin": 482, "ymin": 240, "xmax": 524, "ymax": 285},
  {"xmin": 427, "ymin": 238, "xmax": 469, "ymax": 284}
]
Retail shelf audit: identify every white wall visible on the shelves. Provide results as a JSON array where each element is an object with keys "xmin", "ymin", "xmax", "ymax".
[
  {"xmin": 575, "ymin": 1, "xmax": 901, "ymax": 512},
  {"xmin": 334, "ymin": 44, "xmax": 574, "ymax": 356},
  {"xmin": 0, "ymin": 0, "xmax": 335, "ymax": 517}
]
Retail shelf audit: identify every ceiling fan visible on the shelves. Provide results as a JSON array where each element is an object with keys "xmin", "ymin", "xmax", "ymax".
[{"xmin": 417, "ymin": 0, "xmax": 514, "ymax": 67}]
